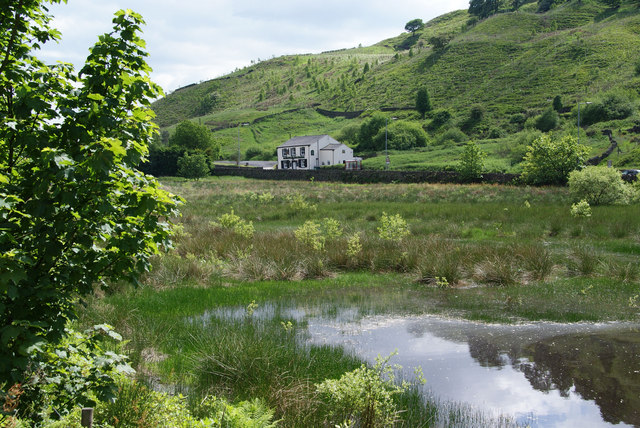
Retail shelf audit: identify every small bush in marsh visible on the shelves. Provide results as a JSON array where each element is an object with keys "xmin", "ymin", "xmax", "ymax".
[
  {"xmin": 570, "ymin": 200, "xmax": 592, "ymax": 218},
  {"xmin": 316, "ymin": 352, "xmax": 424, "ymax": 428},
  {"xmin": 214, "ymin": 209, "xmax": 255, "ymax": 239},
  {"xmin": 377, "ymin": 212, "xmax": 410, "ymax": 242},
  {"xmin": 295, "ymin": 220, "xmax": 325, "ymax": 251}
]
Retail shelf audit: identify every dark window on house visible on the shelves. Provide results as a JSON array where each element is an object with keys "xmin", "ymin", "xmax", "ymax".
[
  {"xmin": 291, "ymin": 147, "xmax": 296, "ymax": 156},
  {"xmin": 342, "ymin": 149, "xmax": 345, "ymax": 154},
  {"xmin": 282, "ymin": 148, "xmax": 289, "ymax": 157},
  {"xmin": 311, "ymin": 150, "xmax": 315, "ymax": 156},
  {"xmin": 300, "ymin": 159, "xmax": 307, "ymax": 168},
  {"xmin": 300, "ymin": 147, "xmax": 306, "ymax": 156}
]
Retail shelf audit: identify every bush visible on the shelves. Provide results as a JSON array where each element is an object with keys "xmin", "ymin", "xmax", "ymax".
[
  {"xmin": 427, "ymin": 109, "xmax": 452, "ymax": 130},
  {"xmin": 534, "ymin": 108, "xmax": 559, "ymax": 132},
  {"xmin": 177, "ymin": 153, "xmax": 210, "ymax": 179},
  {"xmin": 372, "ymin": 121, "xmax": 429, "ymax": 150},
  {"xmin": 316, "ymin": 352, "xmax": 423, "ymax": 428},
  {"xmin": 377, "ymin": 213, "xmax": 410, "ymax": 242},
  {"xmin": 568, "ymin": 166, "xmax": 635, "ymax": 205},
  {"xmin": 579, "ymin": 92, "xmax": 635, "ymax": 126},
  {"xmin": 437, "ymin": 127, "xmax": 468, "ymax": 145},
  {"xmin": 15, "ymin": 326, "xmax": 133, "ymax": 422},
  {"xmin": 520, "ymin": 134, "xmax": 590, "ymax": 185},
  {"xmin": 457, "ymin": 141, "xmax": 486, "ymax": 182}
]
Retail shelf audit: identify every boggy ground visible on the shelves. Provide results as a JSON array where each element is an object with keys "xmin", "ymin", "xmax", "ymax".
[{"xmin": 80, "ymin": 177, "xmax": 640, "ymax": 427}]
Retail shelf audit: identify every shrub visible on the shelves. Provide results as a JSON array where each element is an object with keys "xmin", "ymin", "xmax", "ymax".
[
  {"xmin": 534, "ymin": 108, "xmax": 559, "ymax": 132},
  {"xmin": 427, "ymin": 109, "xmax": 452, "ymax": 131},
  {"xmin": 570, "ymin": 200, "xmax": 592, "ymax": 218},
  {"xmin": 520, "ymin": 134, "xmax": 590, "ymax": 185},
  {"xmin": 215, "ymin": 209, "xmax": 255, "ymax": 238},
  {"xmin": 295, "ymin": 221, "xmax": 325, "ymax": 251},
  {"xmin": 372, "ymin": 121, "xmax": 429, "ymax": 150},
  {"xmin": 568, "ymin": 166, "xmax": 635, "ymax": 205},
  {"xmin": 579, "ymin": 92, "xmax": 635, "ymax": 126},
  {"xmin": 177, "ymin": 153, "xmax": 210, "ymax": 179},
  {"xmin": 437, "ymin": 127, "xmax": 468, "ymax": 145},
  {"xmin": 17, "ymin": 325, "xmax": 133, "ymax": 422},
  {"xmin": 316, "ymin": 352, "xmax": 423, "ymax": 428},
  {"xmin": 457, "ymin": 141, "xmax": 486, "ymax": 182},
  {"xmin": 377, "ymin": 213, "xmax": 410, "ymax": 242}
]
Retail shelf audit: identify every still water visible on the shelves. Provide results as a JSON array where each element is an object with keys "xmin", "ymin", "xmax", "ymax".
[
  {"xmin": 200, "ymin": 300, "xmax": 640, "ymax": 427},
  {"xmin": 306, "ymin": 310, "xmax": 640, "ymax": 427}
]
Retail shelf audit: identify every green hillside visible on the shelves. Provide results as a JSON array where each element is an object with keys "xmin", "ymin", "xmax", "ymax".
[{"xmin": 151, "ymin": 0, "xmax": 640, "ymax": 171}]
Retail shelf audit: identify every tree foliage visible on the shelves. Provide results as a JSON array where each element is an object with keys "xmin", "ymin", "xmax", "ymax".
[
  {"xmin": 415, "ymin": 87, "xmax": 432, "ymax": 119},
  {"xmin": 568, "ymin": 166, "xmax": 636, "ymax": 205},
  {"xmin": 356, "ymin": 113, "xmax": 387, "ymax": 152},
  {"xmin": 404, "ymin": 19, "xmax": 424, "ymax": 34},
  {"xmin": 469, "ymin": 0, "xmax": 501, "ymax": 18},
  {"xmin": 170, "ymin": 120, "xmax": 217, "ymax": 153},
  {"xmin": 534, "ymin": 107, "xmax": 560, "ymax": 132},
  {"xmin": 0, "ymin": 3, "xmax": 179, "ymax": 384},
  {"xmin": 520, "ymin": 134, "xmax": 590, "ymax": 185},
  {"xmin": 458, "ymin": 141, "xmax": 486, "ymax": 182},
  {"xmin": 177, "ymin": 153, "xmax": 210, "ymax": 180},
  {"xmin": 372, "ymin": 121, "xmax": 429, "ymax": 150}
]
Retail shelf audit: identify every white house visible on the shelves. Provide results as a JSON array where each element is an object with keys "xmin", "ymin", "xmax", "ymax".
[{"xmin": 277, "ymin": 135, "xmax": 356, "ymax": 170}]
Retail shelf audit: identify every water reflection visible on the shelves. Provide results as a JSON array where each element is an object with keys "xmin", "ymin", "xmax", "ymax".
[
  {"xmin": 307, "ymin": 315, "xmax": 640, "ymax": 428},
  {"xmin": 194, "ymin": 301, "xmax": 640, "ymax": 427}
]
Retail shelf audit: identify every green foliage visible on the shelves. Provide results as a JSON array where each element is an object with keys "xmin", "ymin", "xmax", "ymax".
[
  {"xmin": 316, "ymin": 352, "xmax": 423, "ymax": 428},
  {"xmin": 142, "ymin": 145, "xmax": 186, "ymax": 176},
  {"xmin": 415, "ymin": 87, "xmax": 432, "ymax": 119},
  {"xmin": 356, "ymin": 113, "xmax": 387, "ymax": 152},
  {"xmin": 520, "ymin": 134, "xmax": 590, "ymax": 185},
  {"xmin": 377, "ymin": 213, "xmax": 410, "ymax": 242},
  {"xmin": 570, "ymin": 199, "xmax": 592, "ymax": 217},
  {"xmin": 17, "ymin": 325, "xmax": 133, "ymax": 422},
  {"xmin": 170, "ymin": 120, "xmax": 218, "ymax": 154},
  {"xmin": 553, "ymin": 95, "xmax": 563, "ymax": 112},
  {"xmin": 177, "ymin": 153, "xmax": 210, "ymax": 180},
  {"xmin": 404, "ymin": 19, "xmax": 425, "ymax": 34},
  {"xmin": 469, "ymin": 0, "xmax": 500, "ymax": 18},
  {"xmin": 458, "ymin": 141, "xmax": 487, "ymax": 182},
  {"xmin": 568, "ymin": 166, "xmax": 636, "ymax": 205},
  {"xmin": 579, "ymin": 92, "xmax": 635, "ymax": 126},
  {"xmin": 0, "ymin": 4, "xmax": 179, "ymax": 385},
  {"xmin": 295, "ymin": 220, "xmax": 325, "ymax": 251},
  {"xmin": 214, "ymin": 209, "xmax": 255, "ymax": 238},
  {"xmin": 428, "ymin": 109, "xmax": 452, "ymax": 131},
  {"xmin": 95, "ymin": 378, "xmax": 277, "ymax": 428},
  {"xmin": 535, "ymin": 107, "xmax": 560, "ymax": 132},
  {"xmin": 372, "ymin": 121, "xmax": 429, "ymax": 150},
  {"xmin": 437, "ymin": 127, "xmax": 468, "ymax": 145}
]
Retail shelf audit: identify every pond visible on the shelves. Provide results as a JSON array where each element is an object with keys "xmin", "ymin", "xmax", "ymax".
[{"xmin": 198, "ymin": 296, "xmax": 640, "ymax": 427}]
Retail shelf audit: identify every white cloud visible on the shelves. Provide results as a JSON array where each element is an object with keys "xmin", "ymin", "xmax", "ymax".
[{"xmin": 40, "ymin": 0, "xmax": 468, "ymax": 92}]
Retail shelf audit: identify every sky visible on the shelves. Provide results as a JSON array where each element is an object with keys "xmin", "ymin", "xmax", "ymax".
[{"xmin": 40, "ymin": 0, "xmax": 469, "ymax": 94}]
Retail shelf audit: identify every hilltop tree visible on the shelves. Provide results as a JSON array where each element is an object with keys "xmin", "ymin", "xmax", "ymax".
[
  {"xmin": 469, "ymin": 0, "xmax": 501, "ymax": 18},
  {"xmin": 0, "ymin": 3, "xmax": 179, "ymax": 384},
  {"xmin": 415, "ymin": 88, "xmax": 432, "ymax": 119},
  {"xmin": 404, "ymin": 19, "xmax": 424, "ymax": 34}
]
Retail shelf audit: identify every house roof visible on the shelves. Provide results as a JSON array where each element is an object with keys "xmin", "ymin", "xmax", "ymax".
[
  {"xmin": 320, "ymin": 143, "xmax": 343, "ymax": 151},
  {"xmin": 278, "ymin": 135, "xmax": 327, "ymax": 148}
]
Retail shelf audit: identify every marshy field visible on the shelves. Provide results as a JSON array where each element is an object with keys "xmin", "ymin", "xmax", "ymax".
[{"xmin": 80, "ymin": 177, "xmax": 640, "ymax": 427}]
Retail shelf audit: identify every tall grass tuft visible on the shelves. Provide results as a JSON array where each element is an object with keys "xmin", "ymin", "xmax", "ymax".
[{"xmin": 416, "ymin": 238, "xmax": 468, "ymax": 285}]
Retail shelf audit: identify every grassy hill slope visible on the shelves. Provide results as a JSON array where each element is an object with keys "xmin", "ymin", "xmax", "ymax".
[{"xmin": 151, "ymin": 0, "xmax": 640, "ymax": 170}]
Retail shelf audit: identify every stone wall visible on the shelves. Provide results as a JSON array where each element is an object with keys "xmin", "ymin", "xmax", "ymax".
[{"xmin": 210, "ymin": 166, "xmax": 519, "ymax": 185}]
